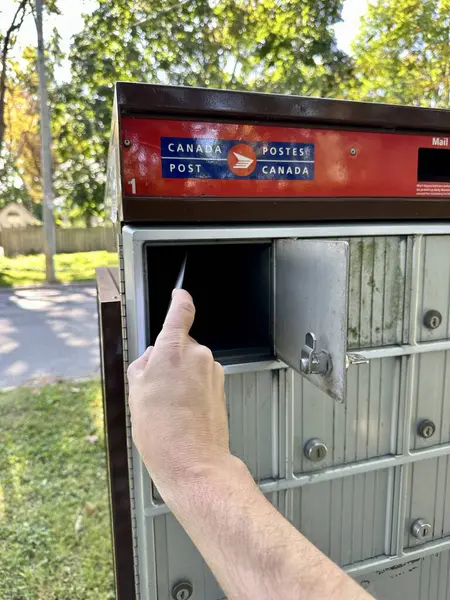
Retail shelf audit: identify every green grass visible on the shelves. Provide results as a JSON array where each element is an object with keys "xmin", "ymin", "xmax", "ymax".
[
  {"xmin": 0, "ymin": 251, "xmax": 118, "ymax": 287},
  {"xmin": 0, "ymin": 381, "xmax": 115, "ymax": 599}
]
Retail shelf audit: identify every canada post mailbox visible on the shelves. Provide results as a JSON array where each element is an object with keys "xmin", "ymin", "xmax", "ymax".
[{"xmin": 104, "ymin": 82, "xmax": 450, "ymax": 600}]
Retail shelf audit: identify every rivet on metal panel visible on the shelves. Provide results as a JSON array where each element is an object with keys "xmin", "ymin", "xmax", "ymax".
[
  {"xmin": 410, "ymin": 518, "xmax": 432, "ymax": 540},
  {"xmin": 350, "ymin": 148, "xmax": 357, "ymax": 156},
  {"xmin": 300, "ymin": 332, "xmax": 332, "ymax": 376},
  {"xmin": 423, "ymin": 310, "xmax": 442, "ymax": 330},
  {"xmin": 304, "ymin": 438, "xmax": 328, "ymax": 462},
  {"xmin": 417, "ymin": 419, "xmax": 436, "ymax": 439},
  {"xmin": 171, "ymin": 582, "xmax": 193, "ymax": 600},
  {"xmin": 123, "ymin": 139, "xmax": 131, "ymax": 147}
]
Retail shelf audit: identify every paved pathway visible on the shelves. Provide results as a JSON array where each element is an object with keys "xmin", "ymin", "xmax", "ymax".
[{"xmin": 0, "ymin": 285, "xmax": 99, "ymax": 388}]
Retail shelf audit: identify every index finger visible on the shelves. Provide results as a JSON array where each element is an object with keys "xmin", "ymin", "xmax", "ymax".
[{"xmin": 158, "ymin": 288, "xmax": 195, "ymax": 342}]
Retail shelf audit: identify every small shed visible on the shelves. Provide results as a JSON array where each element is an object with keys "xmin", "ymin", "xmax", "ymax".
[{"xmin": 0, "ymin": 203, "xmax": 40, "ymax": 229}]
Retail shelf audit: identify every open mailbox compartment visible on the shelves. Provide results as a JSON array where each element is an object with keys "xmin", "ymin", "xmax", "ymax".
[
  {"xmin": 143, "ymin": 236, "xmax": 350, "ymax": 402},
  {"xmin": 145, "ymin": 242, "xmax": 273, "ymax": 364}
]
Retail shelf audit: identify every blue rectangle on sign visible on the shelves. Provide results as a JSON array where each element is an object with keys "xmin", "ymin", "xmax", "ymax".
[{"xmin": 161, "ymin": 137, "xmax": 315, "ymax": 180}]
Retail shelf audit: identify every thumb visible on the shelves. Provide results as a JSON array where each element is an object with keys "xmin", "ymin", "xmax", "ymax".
[{"xmin": 159, "ymin": 289, "xmax": 195, "ymax": 342}]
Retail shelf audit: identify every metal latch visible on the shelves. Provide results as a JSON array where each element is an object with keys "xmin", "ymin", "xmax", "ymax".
[
  {"xmin": 346, "ymin": 353, "xmax": 369, "ymax": 369},
  {"xmin": 300, "ymin": 332, "xmax": 332, "ymax": 376}
]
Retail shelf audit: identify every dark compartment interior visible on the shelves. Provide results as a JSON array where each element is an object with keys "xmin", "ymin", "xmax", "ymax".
[
  {"xmin": 145, "ymin": 243, "xmax": 272, "ymax": 363},
  {"xmin": 418, "ymin": 147, "xmax": 450, "ymax": 182}
]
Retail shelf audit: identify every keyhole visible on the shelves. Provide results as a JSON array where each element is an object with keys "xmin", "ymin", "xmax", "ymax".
[
  {"xmin": 424, "ymin": 310, "xmax": 443, "ymax": 330},
  {"xmin": 304, "ymin": 439, "xmax": 327, "ymax": 462},
  {"xmin": 424, "ymin": 426, "xmax": 433, "ymax": 438},
  {"xmin": 172, "ymin": 583, "xmax": 193, "ymax": 600},
  {"xmin": 422, "ymin": 527, "xmax": 429, "ymax": 538}
]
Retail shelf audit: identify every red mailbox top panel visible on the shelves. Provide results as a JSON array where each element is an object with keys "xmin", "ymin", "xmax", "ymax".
[
  {"xmin": 121, "ymin": 117, "xmax": 450, "ymax": 199},
  {"xmin": 109, "ymin": 83, "xmax": 450, "ymax": 222}
]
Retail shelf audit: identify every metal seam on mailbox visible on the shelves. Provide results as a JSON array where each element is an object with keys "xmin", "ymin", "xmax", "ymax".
[{"xmin": 124, "ymin": 223, "xmax": 450, "ymax": 243}]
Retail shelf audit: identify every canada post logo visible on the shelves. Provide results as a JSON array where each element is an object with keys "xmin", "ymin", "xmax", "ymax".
[
  {"xmin": 227, "ymin": 143, "xmax": 257, "ymax": 176},
  {"xmin": 160, "ymin": 137, "xmax": 315, "ymax": 180}
]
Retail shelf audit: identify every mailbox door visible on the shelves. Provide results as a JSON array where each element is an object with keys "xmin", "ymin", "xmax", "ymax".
[{"xmin": 275, "ymin": 239, "xmax": 349, "ymax": 402}]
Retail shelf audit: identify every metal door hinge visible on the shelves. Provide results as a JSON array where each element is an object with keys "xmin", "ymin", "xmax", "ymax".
[{"xmin": 300, "ymin": 332, "xmax": 332, "ymax": 376}]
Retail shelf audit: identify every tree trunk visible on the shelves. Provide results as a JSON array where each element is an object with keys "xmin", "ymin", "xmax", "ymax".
[
  {"xmin": 35, "ymin": 0, "xmax": 56, "ymax": 282},
  {"xmin": 84, "ymin": 212, "xmax": 93, "ymax": 228}
]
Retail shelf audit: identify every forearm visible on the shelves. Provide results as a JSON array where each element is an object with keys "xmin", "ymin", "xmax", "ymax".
[
  {"xmin": 158, "ymin": 455, "xmax": 373, "ymax": 600},
  {"xmin": 130, "ymin": 292, "xmax": 373, "ymax": 599}
]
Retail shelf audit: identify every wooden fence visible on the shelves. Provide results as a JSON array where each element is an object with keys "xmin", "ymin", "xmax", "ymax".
[{"xmin": 0, "ymin": 226, "xmax": 116, "ymax": 257}]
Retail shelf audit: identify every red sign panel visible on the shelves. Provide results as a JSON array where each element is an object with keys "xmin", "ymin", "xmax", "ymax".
[{"xmin": 121, "ymin": 117, "xmax": 450, "ymax": 198}]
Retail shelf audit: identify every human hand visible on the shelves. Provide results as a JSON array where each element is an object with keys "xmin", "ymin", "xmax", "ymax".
[{"xmin": 127, "ymin": 289, "xmax": 230, "ymax": 494}]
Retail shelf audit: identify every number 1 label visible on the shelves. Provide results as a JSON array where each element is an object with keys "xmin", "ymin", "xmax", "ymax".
[{"xmin": 128, "ymin": 178, "xmax": 136, "ymax": 195}]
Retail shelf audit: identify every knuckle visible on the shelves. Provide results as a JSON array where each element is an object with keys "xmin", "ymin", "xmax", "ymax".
[
  {"xmin": 158, "ymin": 337, "xmax": 183, "ymax": 360},
  {"xmin": 195, "ymin": 344, "xmax": 214, "ymax": 363},
  {"xmin": 179, "ymin": 300, "xmax": 195, "ymax": 317},
  {"xmin": 214, "ymin": 361, "xmax": 225, "ymax": 379},
  {"xmin": 127, "ymin": 362, "xmax": 135, "ymax": 380}
]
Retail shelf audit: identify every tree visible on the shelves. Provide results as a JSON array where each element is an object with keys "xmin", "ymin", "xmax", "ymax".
[
  {"xmin": 1, "ymin": 1, "xmax": 60, "ymax": 215},
  {"xmin": 0, "ymin": 46, "xmax": 42, "ymax": 215},
  {"xmin": 216, "ymin": 0, "xmax": 352, "ymax": 96},
  {"xmin": 350, "ymin": 0, "xmax": 450, "ymax": 107},
  {"xmin": 54, "ymin": 0, "xmax": 239, "ymax": 225},
  {"xmin": 0, "ymin": 0, "xmax": 31, "ymax": 154},
  {"xmin": 0, "ymin": 149, "xmax": 37, "ymax": 213},
  {"xmin": 0, "ymin": 30, "xmax": 62, "ymax": 210},
  {"xmin": 55, "ymin": 0, "xmax": 351, "ymax": 223},
  {"xmin": 3, "ymin": 71, "xmax": 41, "ymax": 207}
]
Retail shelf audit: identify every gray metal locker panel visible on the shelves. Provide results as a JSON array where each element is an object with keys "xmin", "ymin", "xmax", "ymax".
[
  {"xmin": 417, "ymin": 236, "xmax": 450, "ymax": 343},
  {"xmin": 121, "ymin": 225, "xmax": 450, "ymax": 600},
  {"xmin": 347, "ymin": 237, "xmax": 406, "ymax": 349},
  {"xmin": 153, "ymin": 494, "xmax": 284, "ymax": 600},
  {"xmin": 417, "ymin": 551, "xmax": 450, "ymax": 600},
  {"xmin": 290, "ymin": 470, "xmax": 389, "ymax": 566},
  {"xmin": 150, "ymin": 368, "xmax": 280, "ymax": 505},
  {"xmin": 411, "ymin": 351, "xmax": 450, "ymax": 450},
  {"xmin": 293, "ymin": 359, "xmax": 398, "ymax": 473},
  {"xmin": 153, "ymin": 514, "xmax": 224, "ymax": 600},
  {"xmin": 225, "ymin": 371, "xmax": 278, "ymax": 482},
  {"xmin": 404, "ymin": 457, "xmax": 450, "ymax": 548},
  {"xmin": 275, "ymin": 238, "xmax": 349, "ymax": 403},
  {"xmin": 355, "ymin": 551, "xmax": 450, "ymax": 600}
]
